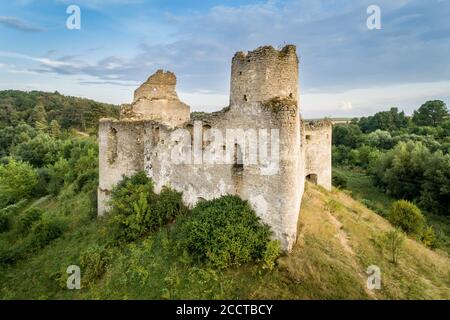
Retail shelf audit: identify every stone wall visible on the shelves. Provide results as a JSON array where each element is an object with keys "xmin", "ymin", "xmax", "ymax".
[{"xmin": 303, "ymin": 120, "xmax": 332, "ymax": 190}]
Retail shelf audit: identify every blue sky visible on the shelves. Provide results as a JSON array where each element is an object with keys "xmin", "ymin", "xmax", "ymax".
[{"xmin": 0, "ymin": 0, "xmax": 449, "ymax": 118}]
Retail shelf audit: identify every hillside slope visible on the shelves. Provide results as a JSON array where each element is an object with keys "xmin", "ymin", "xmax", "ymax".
[{"xmin": 0, "ymin": 183, "xmax": 448, "ymax": 299}]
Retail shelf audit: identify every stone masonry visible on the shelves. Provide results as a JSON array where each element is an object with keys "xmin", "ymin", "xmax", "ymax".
[{"xmin": 98, "ymin": 45, "xmax": 332, "ymax": 252}]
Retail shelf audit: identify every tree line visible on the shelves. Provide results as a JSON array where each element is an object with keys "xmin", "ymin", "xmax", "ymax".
[{"xmin": 332, "ymin": 100, "xmax": 449, "ymax": 217}]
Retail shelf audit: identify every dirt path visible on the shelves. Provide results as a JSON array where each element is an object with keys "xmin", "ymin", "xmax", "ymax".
[{"xmin": 326, "ymin": 209, "xmax": 377, "ymax": 298}]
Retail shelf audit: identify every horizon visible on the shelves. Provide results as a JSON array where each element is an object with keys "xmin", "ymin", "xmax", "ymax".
[{"xmin": 1, "ymin": 0, "xmax": 449, "ymax": 118}]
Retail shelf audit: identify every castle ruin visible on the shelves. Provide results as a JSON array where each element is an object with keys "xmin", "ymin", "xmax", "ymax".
[{"xmin": 98, "ymin": 45, "xmax": 332, "ymax": 251}]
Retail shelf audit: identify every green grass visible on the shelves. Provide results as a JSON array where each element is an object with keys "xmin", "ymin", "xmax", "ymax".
[
  {"xmin": 334, "ymin": 166, "xmax": 450, "ymax": 255},
  {"xmin": 1, "ymin": 182, "xmax": 449, "ymax": 299}
]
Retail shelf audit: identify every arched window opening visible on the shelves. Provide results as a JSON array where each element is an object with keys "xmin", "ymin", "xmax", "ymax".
[{"xmin": 306, "ymin": 174, "xmax": 318, "ymax": 185}]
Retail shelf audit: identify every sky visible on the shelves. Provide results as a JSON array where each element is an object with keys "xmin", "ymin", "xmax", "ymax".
[{"xmin": 0, "ymin": 0, "xmax": 449, "ymax": 118}]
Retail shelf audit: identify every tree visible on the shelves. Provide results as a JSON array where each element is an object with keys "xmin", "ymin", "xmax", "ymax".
[
  {"xmin": 413, "ymin": 100, "xmax": 448, "ymax": 126},
  {"xmin": 31, "ymin": 104, "xmax": 48, "ymax": 131},
  {"xmin": 419, "ymin": 151, "xmax": 450, "ymax": 216},
  {"xmin": 372, "ymin": 141, "xmax": 430, "ymax": 200},
  {"xmin": 0, "ymin": 159, "xmax": 39, "ymax": 206},
  {"xmin": 357, "ymin": 108, "xmax": 408, "ymax": 133},
  {"xmin": 12, "ymin": 133, "xmax": 61, "ymax": 167},
  {"xmin": 363, "ymin": 130, "xmax": 393, "ymax": 149},
  {"xmin": 49, "ymin": 120, "xmax": 61, "ymax": 137},
  {"xmin": 381, "ymin": 229, "xmax": 405, "ymax": 264},
  {"xmin": 388, "ymin": 200, "xmax": 425, "ymax": 236},
  {"xmin": 332, "ymin": 124, "xmax": 362, "ymax": 148}
]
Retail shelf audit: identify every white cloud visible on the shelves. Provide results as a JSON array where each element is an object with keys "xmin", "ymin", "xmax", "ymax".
[
  {"xmin": 340, "ymin": 101, "xmax": 353, "ymax": 111},
  {"xmin": 0, "ymin": 16, "xmax": 46, "ymax": 32},
  {"xmin": 55, "ymin": 0, "xmax": 144, "ymax": 10},
  {"xmin": 302, "ymin": 80, "xmax": 450, "ymax": 118}
]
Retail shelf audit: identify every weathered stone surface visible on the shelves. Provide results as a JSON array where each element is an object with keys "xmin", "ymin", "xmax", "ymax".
[
  {"xmin": 98, "ymin": 45, "xmax": 332, "ymax": 252},
  {"xmin": 120, "ymin": 69, "xmax": 190, "ymax": 127},
  {"xmin": 304, "ymin": 120, "xmax": 332, "ymax": 190}
]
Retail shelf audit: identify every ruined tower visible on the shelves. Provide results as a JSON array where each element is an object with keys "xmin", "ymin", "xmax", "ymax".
[
  {"xmin": 120, "ymin": 70, "xmax": 190, "ymax": 126},
  {"xmin": 230, "ymin": 45, "xmax": 299, "ymax": 105}
]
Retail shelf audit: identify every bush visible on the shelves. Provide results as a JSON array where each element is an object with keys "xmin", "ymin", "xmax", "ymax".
[
  {"xmin": 0, "ymin": 199, "xmax": 28, "ymax": 233},
  {"xmin": 372, "ymin": 142, "xmax": 430, "ymax": 200},
  {"xmin": 262, "ymin": 240, "xmax": 281, "ymax": 270},
  {"xmin": 381, "ymin": 229, "xmax": 405, "ymax": 264},
  {"xmin": 0, "ymin": 159, "xmax": 39, "ymax": 206},
  {"xmin": 324, "ymin": 199, "xmax": 342, "ymax": 214},
  {"xmin": 388, "ymin": 200, "xmax": 425, "ymax": 236},
  {"xmin": 421, "ymin": 226, "xmax": 437, "ymax": 249},
  {"xmin": 30, "ymin": 218, "xmax": 66, "ymax": 248},
  {"xmin": 108, "ymin": 172, "xmax": 188, "ymax": 242},
  {"xmin": 12, "ymin": 133, "xmax": 61, "ymax": 167},
  {"xmin": 80, "ymin": 244, "xmax": 111, "ymax": 285},
  {"xmin": 18, "ymin": 207, "xmax": 43, "ymax": 235},
  {"xmin": 47, "ymin": 158, "xmax": 70, "ymax": 196},
  {"xmin": 0, "ymin": 213, "xmax": 9, "ymax": 233},
  {"xmin": 108, "ymin": 172, "xmax": 157, "ymax": 241},
  {"xmin": 0, "ymin": 242, "xmax": 26, "ymax": 265},
  {"xmin": 332, "ymin": 171, "xmax": 347, "ymax": 189},
  {"xmin": 177, "ymin": 195, "xmax": 276, "ymax": 269},
  {"xmin": 153, "ymin": 186, "xmax": 189, "ymax": 226}
]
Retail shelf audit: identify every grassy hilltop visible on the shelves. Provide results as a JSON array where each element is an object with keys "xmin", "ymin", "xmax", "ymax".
[{"xmin": 0, "ymin": 182, "xmax": 448, "ymax": 299}]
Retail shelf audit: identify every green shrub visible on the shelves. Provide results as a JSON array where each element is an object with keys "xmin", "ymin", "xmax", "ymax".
[
  {"xmin": 177, "ymin": 195, "xmax": 275, "ymax": 269},
  {"xmin": 332, "ymin": 171, "xmax": 347, "ymax": 189},
  {"xmin": 108, "ymin": 172, "xmax": 157, "ymax": 241},
  {"xmin": 47, "ymin": 158, "xmax": 70, "ymax": 196},
  {"xmin": 262, "ymin": 240, "xmax": 281, "ymax": 270},
  {"xmin": 18, "ymin": 207, "xmax": 43, "ymax": 234},
  {"xmin": 80, "ymin": 244, "xmax": 111, "ymax": 285},
  {"xmin": 0, "ymin": 213, "xmax": 9, "ymax": 233},
  {"xmin": 108, "ymin": 172, "xmax": 188, "ymax": 242},
  {"xmin": 0, "ymin": 199, "xmax": 28, "ymax": 216},
  {"xmin": 421, "ymin": 226, "xmax": 437, "ymax": 249},
  {"xmin": 153, "ymin": 186, "xmax": 189, "ymax": 225},
  {"xmin": 381, "ymin": 229, "xmax": 405, "ymax": 264},
  {"xmin": 0, "ymin": 159, "xmax": 39, "ymax": 206},
  {"xmin": 0, "ymin": 199, "xmax": 29, "ymax": 234},
  {"xmin": 388, "ymin": 200, "xmax": 425, "ymax": 236},
  {"xmin": 30, "ymin": 218, "xmax": 66, "ymax": 248},
  {"xmin": 0, "ymin": 242, "xmax": 26, "ymax": 265},
  {"xmin": 324, "ymin": 199, "xmax": 342, "ymax": 214}
]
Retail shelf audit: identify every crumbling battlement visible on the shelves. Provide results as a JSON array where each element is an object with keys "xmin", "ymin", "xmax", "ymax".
[
  {"xmin": 120, "ymin": 69, "xmax": 190, "ymax": 126},
  {"xmin": 230, "ymin": 45, "xmax": 299, "ymax": 106},
  {"xmin": 98, "ymin": 45, "xmax": 332, "ymax": 252},
  {"xmin": 134, "ymin": 70, "xmax": 178, "ymax": 102},
  {"xmin": 303, "ymin": 120, "xmax": 332, "ymax": 189}
]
